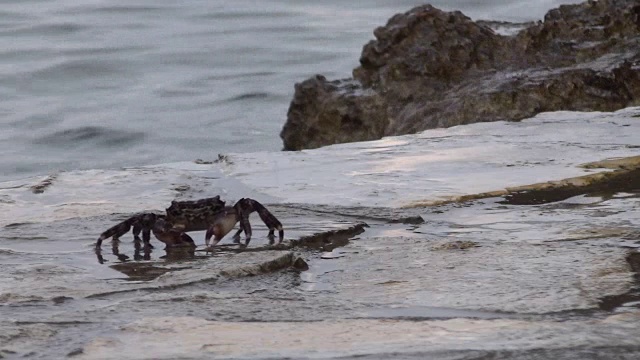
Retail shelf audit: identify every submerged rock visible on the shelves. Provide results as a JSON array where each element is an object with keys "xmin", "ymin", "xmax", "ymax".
[{"xmin": 281, "ymin": 0, "xmax": 640, "ymax": 150}]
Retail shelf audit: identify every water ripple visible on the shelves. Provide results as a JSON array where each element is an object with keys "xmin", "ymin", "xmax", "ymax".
[
  {"xmin": 34, "ymin": 126, "xmax": 144, "ymax": 148},
  {"xmin": 0, "ymin": 22, "xmax": 86, "ymax": 36},
  {"xmin": 59, "ymin": 5, "xmax": 170, "ymax": 15},
  {"xmin": 192, "ymin": 10, "xmax": 296, "ymax": 20}
]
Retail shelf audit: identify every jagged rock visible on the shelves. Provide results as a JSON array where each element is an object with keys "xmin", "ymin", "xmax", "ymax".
[{"xmin": 281, "ymin": 0, "xmax": 640, "ymax": 150}]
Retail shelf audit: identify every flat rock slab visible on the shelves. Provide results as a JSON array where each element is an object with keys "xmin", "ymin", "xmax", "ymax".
[
  {"xmin": 2, "ymin": 195, "xmax": 639, "ymax": 358},
  {"xmin": 231, "ymin": 108, "xmax": 640, "ymax": 207},
  {"xmin": 308, "ymin": 231, "xmax": 631, "ymax": 313},
  {"xmin": 78, "ymin": 312, "xmax": 640, "ymax": 359}
]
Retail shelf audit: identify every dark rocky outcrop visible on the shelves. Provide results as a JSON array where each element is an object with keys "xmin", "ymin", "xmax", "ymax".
[{"xmin": 281, "ymin": 0, "xmax": 640, "ymax": 150}]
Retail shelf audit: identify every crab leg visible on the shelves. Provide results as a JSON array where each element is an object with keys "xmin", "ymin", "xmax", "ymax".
[
  {"xmin": 132, "ymin": 222, "xmax": 153, "ymax": 249},
  {"xmin": 238, "ymin": 198, "xmax": 284, "ymax": 243},
  {"xmin": 254, "ymin": 203, "xmax": 284, "ymax": 243},
  {"xmin": 96, "ymin": 216, "xmax": 139, "ymax": 249},
  {"xmin": 239, "ymin": 213, "xmax": 252, "ymax": 246},
  {"xmin": 232, "ymin": 198, "xmax": 284, "ymax": 246},
  {"xmin": 231, "ymin": 227, "xmax": 243, "ymax": 243},
  {"xmin": 95, "ymin": 213, "xmax": 159, "ymax": 249}
]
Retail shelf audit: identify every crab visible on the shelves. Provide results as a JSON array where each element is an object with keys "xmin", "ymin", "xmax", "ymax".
[{"xmin": 95, "ymin": 196, "xmax": 284, "ymax": 251}]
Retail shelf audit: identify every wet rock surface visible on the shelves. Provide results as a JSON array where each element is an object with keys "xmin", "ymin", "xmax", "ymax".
[
  {"xmin": 1, "ymin": 109, "xmax": 640, "ymax": 358},
  {"xmin": 3, "ymin": 189, "xmax": 640, "ymax": 358},
  {"xmin": 406, "ymin": 156, "xmax": 640, "ymax": 207},
  {"xmin": 281, "ymin": 0, "xmax": 640, "ymax": 150},
  {"xmin": 78, "ymin": 314, "xmax": 640, "ymax": 360}
]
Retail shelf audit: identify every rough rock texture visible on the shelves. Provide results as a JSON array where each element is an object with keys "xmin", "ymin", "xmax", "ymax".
[
  {"xmin": 281, "ymin": 0, "xmax": 640, "ymax": 150},
  {"xmin": 79, "ymin": 314, "xmax": 640, "ymax": 360}
]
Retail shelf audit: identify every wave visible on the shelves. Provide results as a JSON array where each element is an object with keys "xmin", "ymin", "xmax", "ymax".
[
  {"xmin": 226, "ymin": 91, "xmax": 277, "ymax": 102},
  {"xmin": 0, "ymin": 22, "xmax": 86, "ymax": 36},
  {"xmin": 34, "ymin": 126, "xmax": 144, "ymax": 148}
]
